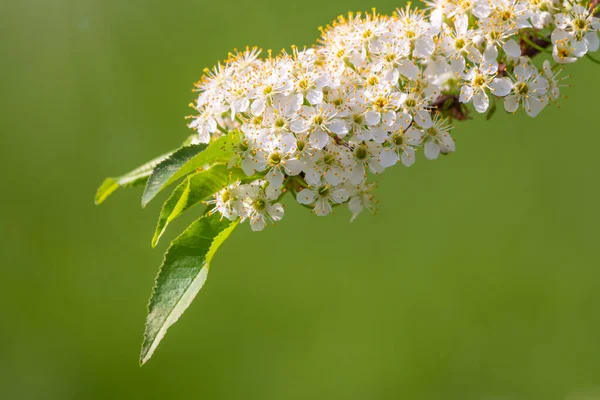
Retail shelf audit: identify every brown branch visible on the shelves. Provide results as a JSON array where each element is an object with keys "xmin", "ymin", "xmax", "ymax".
[{"xmin": 431, "ymin": 94, "xmax": 470, "ymax": 121}]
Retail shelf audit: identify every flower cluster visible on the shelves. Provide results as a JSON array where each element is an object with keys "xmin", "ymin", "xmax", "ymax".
[{"xmin": 189, "ymin": 0, "xmax": 598, "ymax": 231}]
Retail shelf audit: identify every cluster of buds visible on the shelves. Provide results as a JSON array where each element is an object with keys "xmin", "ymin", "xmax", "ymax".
[{"xmin": 188, "ymin": 0, "xmax": 599, "ymax": 231}]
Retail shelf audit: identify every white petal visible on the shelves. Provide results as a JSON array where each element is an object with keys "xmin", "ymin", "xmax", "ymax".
[
  {"xmin": 284, "ymin": 159, "xmax": 303, "ymax": 176},
  {"xmin": 525, "ymin": 95, "xmax": 547, "ymax": 117},
  {"xmin": 554, "ymin": 13, "xmax": 568, "ymax": 30},
  {"xmin": 473, "ymin": 90, "xmax": 489, "ymax": 113},
  {"xmin": 307, "ymin": 89, "xmax": 323, "ymax": 105},
  {"xmin": 504, "ymin": 94, "xmax": 520, "ymax": 113},
  {"xmin": 348, "ymin": 197, "xmax": 363, "ymax": 221},
  {"xmin": 241, "ymin": 157, "xmax": 257, "ymax": 175},
  {"xmin": 484, "ymin": 45, "xmax": 498, "ymax": 63},
  {"xmin": 585, "ymin": 32, "xmax": 600, "ymax": 53},
  {"xmin": 503, "ymin": 39, "xmax": 521, "ymax": 58},
  {"xmin": 473, "ymin": 4, "xmax": 490, "ymax": 18},
  {"xmin": 310, "ymin": 129, "xmax": 329, "ymax": 149},
  {"xmin": 267, "ymin": 168, "xmax": 284, "ymax": 188},
  {"xmin": 414, "ymin": 36, "xmax": 435, "ymax": 58},
  {"xmin": 379, "ymin": 148, "xmax": 398, "ymax": 168},
  {"xmin": 330, "ymin": 188, "xmax": 349, "ymax": 203},
  {"xmin": 268, "ymin": 203, "xmax": 284, "ymax": 221},
  {"xmin": 304, "ymin": 168, "xmax": 321, "ymax": 187},
  {"xmin": 415, "ymin": 110, "xmax": 433, "ymax": 128},
  {"xmin": 280, "ymin": 133, "xmax": 296, "ymax": 153},
  {"xmin": 296, "ymin": 189, "xmax": 316, "ymax": 205},
  {"xmin": 489, "ymin": 78, "xmax": 512, "ymax": 97},
  {"xmin": 459, "ymin": 85, "xmax": 474, "ymax": 103},
  {"xmin": 369, "ymin": 127, "xmax": 388, "ymax": 143},
  {"xmin": 383, "ymin": 68, "xmax": 399, "ymax": 84},
  {"xmin": 350, "ymin": 163, "xmax": 366, "ymax": 184},
  {"xmin": 381, "ymin": 111, "xmax": 396, "ymax": 126},
  {"xmin": 328, "ymin": 120, "xmax": 349, "ymax": 136},
  {"xmin": 265, "ymin": 183, "xmax": 281, "ymax": 200},
  {"xmin": 314, "ymin": 199, "xmax": 332, "ymax": 216},
  {"xmin": 454, "ymin": 13, "xmax": 468, "ymax": 34},
  {"xmin": 368, "ymin": 158, "xmax": 384, "ymax": 174},
  {"xmin": 250, "ymin": 216, "xmax": 266, "ymax": 231},
  {"xmin": 324, "ymin": 169, "xmax": 342, "ymax": 186},
  {"xmin": 440, "ymin": 133, "xmax": 455, "ymax": 152},
  {"xmin": 424, "ymin": 141, "xmax": 440, "ymax": 160},
  {"xmin": 251, "ymin": 97, "xmax": 265, "ymax": 115},
  {"xmin": 451, "ymin": 57, "xmax": 466, "ymax": 74},
  {"xmin": 290, "ymin": 119, "xmax": 308, "ymax": 133},
  {"xmin": 401, "ymin": 147, "xmax": 416, "ymax": 167},
  {"xmin": 395, "ymin": 112, "xmax": 412, "ymax": 131},
  {"xmin": 530, "ymin": 77, "xmax": 549, "ymax": 94},
  {"xmin": 406, "ymin": 128, "xmax": 424, "ymax": 144},
  {"xmin": 398, "ymin": 60, "xmax": 419, "ymax": 80},
  {"xmin": 573, "ymin": 39, "xmax": 587, "ymax": 57},
  {"xmin": 365, "ymin": 111, "xmax": 381, "ymax": 126}
]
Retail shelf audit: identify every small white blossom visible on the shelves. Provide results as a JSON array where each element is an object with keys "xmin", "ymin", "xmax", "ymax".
[{"xmin": 504, "ymin": 59, "xmax": 549, "ymax": 117}]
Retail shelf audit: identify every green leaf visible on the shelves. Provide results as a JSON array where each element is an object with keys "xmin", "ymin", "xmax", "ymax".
[
  {"xmin": 151, "ymin": 165, "xmax": 249, "ymax": 247},
  {"xmin": 140, "ymin": 213, "xmax": 239, "ymax": 365},
  {"xmin": 94, "ymin": 151, "xmax": 172, "ymax": 205},
  {"xmin": 142, "ymin": 133, "xmax": 237, "ymax": 207}
]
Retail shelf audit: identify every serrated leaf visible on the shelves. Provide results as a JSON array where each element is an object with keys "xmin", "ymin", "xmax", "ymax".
[
  {"xmin": 141, "ymin": 144, "xmax": 208, "ymax": 207},
  {"xmin": 142, "ymin": 133, "xmax": 237, "ymax": 207},
  {"xmin": 95, "ymin": 151, "xmax": 172, "ymax": 205},
  {"xmin": 151, "ymin": 165, "xmax": 249, "ymax": 247},
  {"xmin": 140, "ymin": 213, "xmax": 239, "ymax": 365}
]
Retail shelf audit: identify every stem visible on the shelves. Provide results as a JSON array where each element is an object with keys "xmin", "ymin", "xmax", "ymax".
[
  {"xmin": 521, "ymin": 35, "xmax": 550, "ymax": 54},
  {"xmin": 586, "ymin": 54, "xmax": 600, "ymax": 66},
  {"xmin": 292, "ymin": 175, "xmax": 309, "ymax": 188},
  {"xmin": 216, "ymin": 123, "xmax": 228, "ymax": 134}
]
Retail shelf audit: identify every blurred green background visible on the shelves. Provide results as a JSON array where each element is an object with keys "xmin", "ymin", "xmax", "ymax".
[{"xmin": 2, "ymin": 0, "xmax": 600, "ymax": 399}]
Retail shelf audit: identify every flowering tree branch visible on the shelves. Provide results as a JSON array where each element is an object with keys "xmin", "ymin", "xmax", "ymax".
[{"xmin": 96, "ymin": 0, "xmax": 600, "ymax": 363}]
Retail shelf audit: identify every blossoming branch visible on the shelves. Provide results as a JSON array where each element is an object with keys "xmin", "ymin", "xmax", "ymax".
[
  {"xmin": 96, "ymin": 0, "xmax": 600, "ymax": 364},
  {"xmin": 187, "ymin": 0, "xmax": 599, "ymax": 230}
]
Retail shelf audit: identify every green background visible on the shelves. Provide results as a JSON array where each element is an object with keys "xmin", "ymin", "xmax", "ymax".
[{"xmin": 2, "ymin": 0, "xmax": 600, "ymax": 399}]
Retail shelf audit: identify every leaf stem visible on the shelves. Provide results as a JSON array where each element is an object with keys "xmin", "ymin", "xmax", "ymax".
[
  {"xmin": 521, "ymin": 35, "xmax": 550, "ymax": 54},
  {"xmin": 586, "ymin": 54, "xmax": 600, "ymax": 66}
]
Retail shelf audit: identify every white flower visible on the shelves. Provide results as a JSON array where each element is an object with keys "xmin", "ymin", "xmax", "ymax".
[
  {"xmin": 252, "ymin": 132, "xmax": 303, "ymax": 191},
  {"xmin": 542, "ymin": 60, "xmax": 568, "ymax": 101},
  {"xmin": 423, "ymin": 114, "xmax": 455, "ymax": 160},
  {"xmin": 188, "ymin": 105, "xmax": 221, "ymax": 143},
  {"xmin": 360, "ymin": 89, "xmax": 407, "ymax": 127},
  {"xmin": 459, "ymin": 64, "xmax": 512, "ymax": 113},
  {"xmin": 207, "ymin": 183, "xmax": 243, "ymax": 221},
  {"xmin": 378, "ymin": 119, "xmax": 423, "ymax": 167},
  {"xmin": 373, "ymin": 39, "xmax": 418, "ymax": 81},
  {"xmin": 486, "ymin": 0, "xmax": 532, "ymax": 30},
  {"xmin": 240, "ymin": 185, "xmax": 285, "ymax": 231},
  {"xmin": 291, "ymin": 69, "xmax": 331, "ymax": 105},
  {"xmin": 296, "ymin": 180, "xmax": 349, "ymax": 216},
  {"xmin": 394, "ymin": 4, "xmax": 439, "ymax": 59},
  {"xmin": 551, "ymin": 29, "xmax": 588, "ymax": 63},
  {"xmin": 347, "ymin": 141, "xmax": 385, "ymax": 184},
  {"xmin": 305, "ymin": 143, "xmax": 350, "ymax": 186},
  {"xmin": 504, "ymin": 59, "xmax": 549, "ymax": 117},
  {"xmin": 399, "ymin": 88, "xmax": 435, "ymax": 128},
  {"xmin": 249, "ymin": 61, "xmax": 293, "ymax": 115},
  {"xmin": 290, "ymin": 104, "xmax": 348, "ymax": 149},
  {"xmin": 442, "ymin": 20, "xmax": 484, "ymax": 64},
  {"xmin": 346, "ymin": 181, "xmax": 377, "ymax": 221}
]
